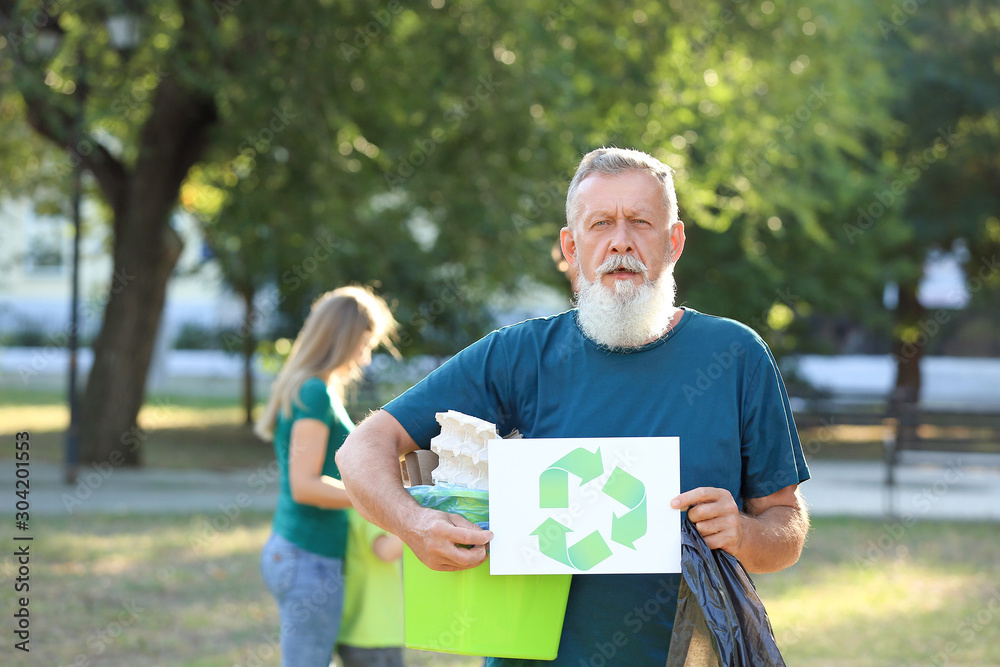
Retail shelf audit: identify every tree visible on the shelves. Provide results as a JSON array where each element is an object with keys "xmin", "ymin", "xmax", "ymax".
[
  {"xmin": 2, "ymin": 1, "xmax": 222, "ymax": 465},
  {"xmin": 1, "ymin": 0, "xmax": 924, "ymax": 468},
  {"xmin": 872, "ymin": 1, "xmax": 1000, "ymax": 422}
]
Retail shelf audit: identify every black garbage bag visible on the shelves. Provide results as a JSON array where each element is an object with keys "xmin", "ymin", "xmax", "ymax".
[{"xmin": 665, "ymin": 517, "xmax": 786, "ymax": 667}]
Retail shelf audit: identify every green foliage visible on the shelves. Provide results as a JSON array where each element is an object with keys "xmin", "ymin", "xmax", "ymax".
[
  {"xmin": 5, "ymin": 0, "xmax": 996, "ymax": 363},
  {"xmin": 883, "ymin": 0, "xmax": 1000, "ymax": 271},
  {"xmin": 180, "ymin": 0, "xmax": 908, "ymax": 357}
]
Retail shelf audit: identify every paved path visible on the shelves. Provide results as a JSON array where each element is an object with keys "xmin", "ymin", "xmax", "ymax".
[{"xmin": 12, "ymin": 459, "xmax": 1000, "ymax": 521}]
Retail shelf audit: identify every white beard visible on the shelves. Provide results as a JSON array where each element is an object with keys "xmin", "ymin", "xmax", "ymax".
[{"xmin": 575, "ymin": 255, "xmax": 678, "ymax": 350}]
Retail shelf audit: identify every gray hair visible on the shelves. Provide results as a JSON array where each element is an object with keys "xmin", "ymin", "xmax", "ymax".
[{"xmin": 565, "ymin": 147, "xmax": 678, "ymax": 230}]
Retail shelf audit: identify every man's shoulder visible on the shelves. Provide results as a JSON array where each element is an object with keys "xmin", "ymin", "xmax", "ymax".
[
  {"xmin": 492, "ymin": 309, "xmax": 577, "ymax": 340},
  {"xmin": 684, "ymin": 309, "xmax": 769, "ymax": 350}
]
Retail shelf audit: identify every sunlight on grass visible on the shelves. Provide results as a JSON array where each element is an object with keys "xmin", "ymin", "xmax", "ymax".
[
  {"xmin": 0, "ymin": 392, "xmax": 273, "ymax": 468},
  {"xmin": 137, "ymin": 403, "xmax": 249, "ymax": 429},
  {"xmin": 0, "ymin": 399, "xmax": 243, "ymax": 434},
  {"xmin": 26, "ymin": 512, "xmax": 483, "ymax": 667},
  {"xmin": 766, "ymin": 564, "xmax": 986, "ymax": 660},
  {"xmin": 756, "ymin": 518, "xmax": 1000, "ymax": 665},
  {"xmin": 0, "ymin": 401, "xmax": 246, "ymax": 435},
  {"xmin": 0, "ymin": 403, "xmax": 68, "ymax": 433}
]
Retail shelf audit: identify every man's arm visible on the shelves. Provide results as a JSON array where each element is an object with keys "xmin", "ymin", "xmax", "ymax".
[
  {"xmin": 671, "ymin": 484, "xmax": 809, "ymax": 574},
  {"xmin": 335, "ymin": 410, "xmax": 493, "ymax": 571}
]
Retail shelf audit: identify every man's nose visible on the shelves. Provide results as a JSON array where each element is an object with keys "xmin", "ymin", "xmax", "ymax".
[{"xmin": 609, "ymin": 222, "xmax": 634, "ymax": 254}]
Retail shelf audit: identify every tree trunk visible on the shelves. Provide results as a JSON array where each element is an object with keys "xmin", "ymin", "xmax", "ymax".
[
  {"xmin": 75, "ymin": 78, "xmax": 217, "ymax": 466},
  {"xmin": 889, "ymin": 281, "xmax": 924, "ymax": 447},
  {"xmin": 78, "ymin": 218, "xmax": 183, "ymax": 466},
  {"xmin": 241, "ymin": 287, "xmax": 256, "ymax": 426}
]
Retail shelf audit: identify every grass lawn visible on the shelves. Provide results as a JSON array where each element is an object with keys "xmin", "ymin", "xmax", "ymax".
[
  {"xmin": 0, "ymin": 389, "xmax": 275, "ymax": 470},
  {"xmin": 755, "ymin": 518, "xmax": 1000, "ymax": 666},
  {"xmin": 1, "ymin": 513, "xmax": 997, "ymax": 666}
]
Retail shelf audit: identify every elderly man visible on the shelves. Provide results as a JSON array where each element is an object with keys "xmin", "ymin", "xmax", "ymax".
[{"xmin": 336, "ymin": 147, "xmax": 810, "ymax": 665}]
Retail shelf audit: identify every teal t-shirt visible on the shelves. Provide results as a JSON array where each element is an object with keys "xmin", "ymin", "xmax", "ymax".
[
  {"xmin": 272, "ymin": 377, "xmax": 352, "ymax": 559},
  {"xmin": 384, "ymin": 308, "xmax": 809, "ymax": 666}
]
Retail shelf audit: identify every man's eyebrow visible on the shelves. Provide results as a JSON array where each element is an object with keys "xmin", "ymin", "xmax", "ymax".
[{"xmin": 581, "ymin": 205, "xmax": 656, "ymax": 219}]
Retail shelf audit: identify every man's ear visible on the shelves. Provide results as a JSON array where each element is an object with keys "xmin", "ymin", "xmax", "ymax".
[
  {"xmin": 560, "ymin": 227, "xmax": 578, "ymax": 266},
  {"xmin": 668, "ymin": 221, "xmax": 686, "ymax": 263}
]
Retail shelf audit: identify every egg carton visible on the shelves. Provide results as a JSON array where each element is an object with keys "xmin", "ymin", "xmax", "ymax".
[{"xmin": 429, "ymin": 410, "xmax": 498, "ymax": 491}]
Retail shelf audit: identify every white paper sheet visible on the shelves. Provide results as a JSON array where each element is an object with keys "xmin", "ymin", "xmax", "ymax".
[{"xmin": 488, "ymin": 437, "xmax": 681, "ymax": 575}]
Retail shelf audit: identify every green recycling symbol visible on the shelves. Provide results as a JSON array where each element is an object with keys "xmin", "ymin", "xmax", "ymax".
[{"xmin": 531, "ymin": 447, "xmax": 647, "ymax": 570}]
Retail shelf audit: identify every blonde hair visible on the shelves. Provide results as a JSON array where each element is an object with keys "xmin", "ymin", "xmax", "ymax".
[{"xmin": 254, "ymin": 285, "xmax": 398, "ymax": 441}]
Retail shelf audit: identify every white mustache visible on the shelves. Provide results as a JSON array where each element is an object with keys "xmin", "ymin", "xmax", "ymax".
[{"xmin": 597, "ymin": 255, "xmax": 648, "ymax": 277}]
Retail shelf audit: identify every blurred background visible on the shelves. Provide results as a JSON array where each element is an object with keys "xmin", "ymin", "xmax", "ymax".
[{"xmin": 1, "ymin": 0, "xmax": 999, "ymax": 665}]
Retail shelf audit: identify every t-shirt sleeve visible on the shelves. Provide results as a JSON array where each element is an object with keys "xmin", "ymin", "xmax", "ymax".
[
  {"xmin": 294, "ymin": 378, "xmax": 335, "ymax": 424},
  {"xmin": 740, "ymin": 344, "xmax": 811, "ymax": 499},
  {"xmin": 383, "ymin": 331, "xmax": 512, "ymax": 448}
]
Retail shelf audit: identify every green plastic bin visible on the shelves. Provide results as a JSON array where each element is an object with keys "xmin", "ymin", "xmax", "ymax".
[{"xmin": 403, "ymin": 549, "xmax": 572, "ymax": 660}]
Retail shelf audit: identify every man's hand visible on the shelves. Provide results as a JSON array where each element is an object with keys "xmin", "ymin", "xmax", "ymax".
[
  {"xmin": 671, "ymin": 484, "xmax": 808, "ymax": 574},
  {"xmin": 671, "ymin": 486, "xmax": 743, "ymax": 552},
  {"xmin": 406, "ymin": 508, "xmax": 493, "ymax": 571}
]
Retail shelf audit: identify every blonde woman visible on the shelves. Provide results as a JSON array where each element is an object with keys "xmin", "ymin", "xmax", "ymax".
[{"xmin": 255, "ymin": 286, "xmax": 397, "ymax": 667}]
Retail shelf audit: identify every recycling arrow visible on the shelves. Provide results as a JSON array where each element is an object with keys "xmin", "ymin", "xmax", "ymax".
[
  {"xmin": 539, "ymin": 447, "xmax": 603, "ymax": 508},
  {"xmin": 567, "ymin": 530, "xmax": 613, "ymax": 570},
  {"xmin": 539, "ymin": 468, "xmax": 569, "ymax": 508},
  {"xmin": 530, "ymin": 519, "xmax": 613, "ymax": 570},
  {"xmin": 602, "ymin": 467, "xmax": 647, "ymax": 549},
  {"xmin": 532, "ymin": 448, "xmax": 648, "ymax": 570},
  {"xmin": 530, "ymin": 518, "xmax": 573, "ymax": 566}
]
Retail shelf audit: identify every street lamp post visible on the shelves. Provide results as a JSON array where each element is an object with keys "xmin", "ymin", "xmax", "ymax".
[
  {"xmin": 65, "ymin": 111, "xmax": 83, "ymax": 485},
  {"xmin": 31, "ymin": 20, "xmax": 82, "ymax": 484},
  {"xmin": 42, "ymin": 12, "xmax": 139, "ymax": 484}
]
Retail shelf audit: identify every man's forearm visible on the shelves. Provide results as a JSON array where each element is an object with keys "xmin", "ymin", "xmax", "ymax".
[
  {"xmin": 336, "ymin": 417, "xmax": 421, "ymax": 541},
  {"xmin": 733, "ymin": 502, "xmax": 809, "ymax": 574}
]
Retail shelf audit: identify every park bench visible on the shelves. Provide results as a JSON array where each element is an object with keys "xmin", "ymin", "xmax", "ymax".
[{"xmin": 789, "ymin": 392, "xmax": 1000, "ymax": 515}]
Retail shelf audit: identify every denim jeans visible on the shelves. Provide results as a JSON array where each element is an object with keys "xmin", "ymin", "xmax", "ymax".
[{"xmin": 261, "ymin": 532, "xmax": 345, "ymax": 667}]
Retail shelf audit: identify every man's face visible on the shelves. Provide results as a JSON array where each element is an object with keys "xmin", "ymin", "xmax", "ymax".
[{"xmin": 560, "ymin": 170, "xmax": 684, "ymax": 291}]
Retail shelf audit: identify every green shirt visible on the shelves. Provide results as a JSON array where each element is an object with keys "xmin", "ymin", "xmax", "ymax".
[
  {"xmin": 271, "ymin": 376, "xmax": 351, "ymax": 558},
  {"xmin": 340, "ymin": 509, "xmax": 405, "ymax": 647}
]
